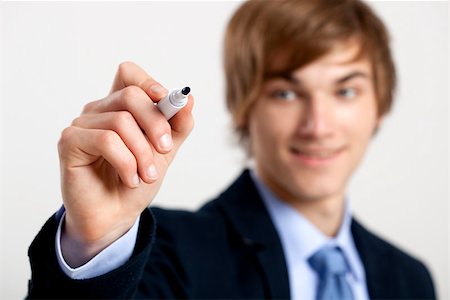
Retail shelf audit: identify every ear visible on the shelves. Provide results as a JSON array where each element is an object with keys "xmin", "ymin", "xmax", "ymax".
[{"xmin": 236, "ymin": 113, "xmax": 249, "ymax": 132}]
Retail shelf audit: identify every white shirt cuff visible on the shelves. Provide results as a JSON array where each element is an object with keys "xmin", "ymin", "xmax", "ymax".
[{"xmin": 55, "ymin": 212, "xmax": 140, "ymax": 280}]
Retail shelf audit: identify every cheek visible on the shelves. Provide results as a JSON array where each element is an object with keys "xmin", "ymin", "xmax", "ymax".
[
  {"xmin": 249, "ymin": 114, "xmax": 273, "ymax": 152},
  {"xmin": 338, "ymin": 100, "xmax": 379, "ymax": 149},
  {"xmin": 248, "ymin": 105, "xmax": 295, "ymax": 152}
]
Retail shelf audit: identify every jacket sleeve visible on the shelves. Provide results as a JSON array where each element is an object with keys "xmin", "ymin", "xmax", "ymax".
[{"xmin": 27, "ymin": 208, "xmax": 155, "ymax": 299}]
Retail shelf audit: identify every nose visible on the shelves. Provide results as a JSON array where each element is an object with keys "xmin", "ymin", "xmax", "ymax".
[{"xmin": 297, "ymin": 94, "xmax": 334, "ymax": 138}]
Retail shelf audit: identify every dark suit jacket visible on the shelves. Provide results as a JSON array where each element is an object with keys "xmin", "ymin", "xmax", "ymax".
[{"xmin": 27, "ymin": 170, "xmax": 435, "ymax": 299}]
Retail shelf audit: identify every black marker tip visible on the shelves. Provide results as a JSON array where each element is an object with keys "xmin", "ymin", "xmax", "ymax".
[{"xmin": 181, "ymin": 86, "xmax": 191, "ymax": 95}]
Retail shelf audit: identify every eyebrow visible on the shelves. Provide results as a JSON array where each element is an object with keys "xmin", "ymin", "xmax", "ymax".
[
  {"xmin": 271, "ymin": 70, "xmax": 369, "ymax": 85},
  {"xmin": 335, "ymin": 71, "xmax": 369, "ymax": 84}
]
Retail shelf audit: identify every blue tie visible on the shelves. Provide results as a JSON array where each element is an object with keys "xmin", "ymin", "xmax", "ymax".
[{"xmin": 308, "ymin": 246, "xmax": 354, "ymax": 300}]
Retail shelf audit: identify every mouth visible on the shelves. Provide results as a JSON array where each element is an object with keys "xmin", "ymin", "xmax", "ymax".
[{"xmin": 289, "ymin": 146, "xmax": 344, "ymax": 166}]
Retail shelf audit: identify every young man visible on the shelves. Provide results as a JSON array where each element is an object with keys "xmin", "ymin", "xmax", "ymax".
[{"xmin": 27, "ymin": 0, "xmax": 435, "ymax": 299}]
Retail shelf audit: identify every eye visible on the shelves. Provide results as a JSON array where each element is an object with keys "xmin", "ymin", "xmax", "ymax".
[
  {"xmin": 337, "ymin": 87, "xmax": 357, "ymax": 99},
  {"xmin": 271, "ymin": 89, "xmax": 298, "ymax": 101}
]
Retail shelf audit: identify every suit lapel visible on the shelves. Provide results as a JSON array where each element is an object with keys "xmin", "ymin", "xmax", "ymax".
[
  {"xmin": 351, "ymin": 219, "xmax": 393, "ymax": 299},
  {"xmin": 215, "ymin": 170, "xmax": 290, "ymax": 299}
]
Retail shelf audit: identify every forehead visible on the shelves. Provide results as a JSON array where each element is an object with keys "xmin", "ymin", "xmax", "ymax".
[
  {"xmin": 295, "ymin": 43, "xmax": 371, "ymax": 81},
  {"xmin": 267, "ymin": 40, "xmax": 372, "ymax": 81}
]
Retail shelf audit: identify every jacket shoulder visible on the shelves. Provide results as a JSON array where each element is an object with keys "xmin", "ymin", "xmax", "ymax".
[{"xmin": 352, "ymin": 219, "xmax": 436, "ymax": 298}]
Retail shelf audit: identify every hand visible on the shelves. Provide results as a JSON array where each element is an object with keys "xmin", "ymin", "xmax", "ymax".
[{"xmin": 58, "ymin": 62, "xmax": 194, "ymax": 266}]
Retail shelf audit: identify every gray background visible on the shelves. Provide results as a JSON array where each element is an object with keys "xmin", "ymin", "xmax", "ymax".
[{"xmin": 0, "ymin": 1, "xmax": 448, "ymax": 299}]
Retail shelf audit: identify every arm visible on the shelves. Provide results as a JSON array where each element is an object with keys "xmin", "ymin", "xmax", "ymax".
[
  {"xmin": 27, "ymin": 208, "xmax": 155, "ymax": 299},
  {"xmin": 27, "ymin": 62, "xmax": 194, "ymax": 298}
]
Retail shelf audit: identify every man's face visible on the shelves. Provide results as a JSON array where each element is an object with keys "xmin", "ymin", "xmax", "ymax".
[{"xmin": 248, "ymin": 42, "xmax": 380, "ymax": 206}]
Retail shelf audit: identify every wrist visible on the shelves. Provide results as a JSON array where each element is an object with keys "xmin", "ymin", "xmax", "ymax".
[{"xmin": 61, "ymin": 214, "xmax": 136, "ymax": 267}]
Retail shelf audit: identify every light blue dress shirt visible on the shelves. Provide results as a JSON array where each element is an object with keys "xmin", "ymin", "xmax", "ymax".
[{"xmin": 250, "ymin": 170, "xmax": 369, "ymax": 300}]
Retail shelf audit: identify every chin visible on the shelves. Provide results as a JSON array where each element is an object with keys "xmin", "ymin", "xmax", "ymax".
[{"xmin": 286, "ymin": 177, "xmax": 343, "ymax": 202}]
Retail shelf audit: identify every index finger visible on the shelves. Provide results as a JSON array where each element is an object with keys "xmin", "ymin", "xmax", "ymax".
[{"xmin": 110, "ymin": 61, "xmax": 168, "ymax": 101}]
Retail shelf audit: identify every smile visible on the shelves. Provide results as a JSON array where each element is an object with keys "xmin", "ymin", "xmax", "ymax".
[{"xmin": 289, "ymin": 147, "xmax": 344, "ymax": 166}]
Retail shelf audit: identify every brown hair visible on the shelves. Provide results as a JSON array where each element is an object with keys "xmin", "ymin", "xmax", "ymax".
[{"xmin": 224, "ymin": 0, "xmax": 396, "ymax": 145}]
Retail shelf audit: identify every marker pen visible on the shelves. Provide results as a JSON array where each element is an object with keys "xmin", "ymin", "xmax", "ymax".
[{"xmin": 157, "ymin": 87, "xmax": 191, "ymax": 120}]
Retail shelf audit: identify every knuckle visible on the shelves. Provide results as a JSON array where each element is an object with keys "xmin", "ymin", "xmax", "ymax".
[
  {"xmin": 117, "ymin": 61, "xmax": 135, "ymax": 77},
  {"xmin": 98, "ymin": 130, "xmax": 119, "ymax": 150},
  {"xmin": 58, "ymin": 126, "xmax": 76, "ymax": 153},
  {"xmin": 81, "ymin": 100, "xmax": 98, "ymax": 114},
  {"xmin": 70, "ymin": 116, "xmax": 83, "ymax": 127},
  {"xmin": 121, "ymin": 86, "xmax": 144, "ymax": 108},
  {"xmin": 112, "ymin": 111, "xmax": 135, "ymax": 130},
  {"xmin": 81, "ymin": 102, "xmax": 93, "ymax": 114},
  {"xmin": 81, "ymin": 103, "xmax": 91, "ymax": 114},
  {"xmin": 82, "ymin": 101, "xmax": 96, "ymax": 113}
]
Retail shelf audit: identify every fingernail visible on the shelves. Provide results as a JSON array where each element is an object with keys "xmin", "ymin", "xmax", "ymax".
[
  {"xmin": 150, "ymin": 85, "xmax": 165, "ymax": 95},
  {"xmin": 132, "ymin": 174, "xmax": 140, "ymax": 186},
  {"xmin": 159, "ymin": 134, "xmax": 173, "ymax": 151},
  {"xmin": 147, "ymin": 164, "xmax": 158, "ymax": 180}
]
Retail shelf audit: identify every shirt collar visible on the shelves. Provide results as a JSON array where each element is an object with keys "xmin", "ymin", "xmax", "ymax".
[{"xmin": 250, "ymin": 169, "xmax": 365, "ymax": 282}]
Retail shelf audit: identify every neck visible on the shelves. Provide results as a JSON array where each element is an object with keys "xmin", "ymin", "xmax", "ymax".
[{"xmin": 289, "ymin": 195, "xmax": 346, "ymax": 237}]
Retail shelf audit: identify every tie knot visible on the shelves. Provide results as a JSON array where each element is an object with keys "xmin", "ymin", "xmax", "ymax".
[{"xmin": 308, "ymin": 246, "xmax": 350, "ymax": 276}]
